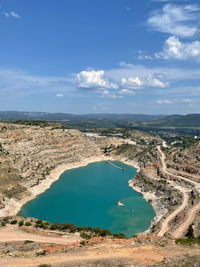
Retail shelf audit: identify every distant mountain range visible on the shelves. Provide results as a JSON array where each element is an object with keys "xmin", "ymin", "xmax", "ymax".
[
  {"xmin": 141, "ymin": 114, "xmax": 200, "ymax": 128},
  {"xmin": 0, "ymin": 111, "xmax": 166, "ymax": 123},
  {"xmin": 0, "ymin": 111, "xmax": 200, "ymax": 128}
]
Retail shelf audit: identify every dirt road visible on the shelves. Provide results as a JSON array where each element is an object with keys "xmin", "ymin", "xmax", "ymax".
[
  {"xmin": 0, "ymin": 225, "xmax": 81, "ymax": 245},
  {"xmin": 157, "ymin": 146, "xmax": 200, "ymax": 238}
]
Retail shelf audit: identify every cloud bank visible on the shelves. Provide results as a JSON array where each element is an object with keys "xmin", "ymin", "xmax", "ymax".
[{"xmin": 148, "ymin": 4, "xmax": 199, "ymax": 37}]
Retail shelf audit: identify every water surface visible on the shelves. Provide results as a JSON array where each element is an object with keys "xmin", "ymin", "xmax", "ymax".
[{"xmin": 18, "ymin": 161, "xmax": 155, "ymax": 237}]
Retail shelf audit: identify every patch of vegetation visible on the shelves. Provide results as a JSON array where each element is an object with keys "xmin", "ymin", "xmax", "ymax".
[
  {"xmin": 112, "ymin": 233, "xmax": 126, "ymax": 239},
  {"xmin": 176, "ymin": 238, "xmax": 200, "ymax": 246},
  {"xmin": 24, "ymin": 240, "xmax": 34, "ymax": 244},
  {"xmin": 80, "ymin": 232, "xmax": 92, "ymax": 240},
  {"xmin": 18, "ymin": 220, "xmax": 24, "ymax": 227},
  {"xmin": 10, "ymin": 219, "xmax": 17, "ymax": 225},
  {"xmin": 1, "ymin": 221, "xmax": 6, "ymax": 227},
  {"xmin": 185, "ymin": 224, "xmax": 194, "ymax": 239},
  {"xmin": 17, "ymin": 217, "xmax": 127, "ymax": 239},
  {"xmin": 36, "ymin": 250, "xmax": 46, "ymax": 256},
  {"xmin": 38, "ymin": 265, "xmax": 51, "ymax": 267},
  {"xmin": 80, "ymin": 240, "xmax": 86, "ymax": 246},
  {"xmin": 35, "ymin": 220, "xmax": 49, "ymax": 229},
  {"xmin": 25, "ymin": 221, "xmax": 32, "ymax": 226}
]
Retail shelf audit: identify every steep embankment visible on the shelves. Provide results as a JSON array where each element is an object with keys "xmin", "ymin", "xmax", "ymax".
[
  {"xmin": 0, "ymin": 123, "xmax": 124, "ymax": 216},
  {"xmin": 157, "ymin": 146, "xmax": 200, "ymax": 238}
]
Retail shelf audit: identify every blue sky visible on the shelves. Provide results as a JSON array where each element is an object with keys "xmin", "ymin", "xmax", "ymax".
[{"xmin": 0, "ymin": 0, "xmax": 200, "ymax": 114}]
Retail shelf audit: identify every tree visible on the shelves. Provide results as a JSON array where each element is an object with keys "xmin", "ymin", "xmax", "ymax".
[{"xmin": 185, "ymin": 224, "xmax": 194, "ymax": 239}]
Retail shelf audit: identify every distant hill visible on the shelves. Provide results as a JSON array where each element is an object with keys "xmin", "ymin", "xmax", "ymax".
[
  {"xmin": 0, "ymin": 111, "xmax": 166, "ymax": 123},
  {"xmin": 0, "ymin": 111, "xmax": 200, "ymax": 128},
  {"xmin": 142, "ymin": 114, "xmax": 200, "ymax": 128}
]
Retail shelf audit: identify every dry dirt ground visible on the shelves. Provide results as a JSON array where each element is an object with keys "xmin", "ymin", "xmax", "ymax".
[{"xmin": 0, "ymin": 225, "xmax": 200, "ymax": 267}]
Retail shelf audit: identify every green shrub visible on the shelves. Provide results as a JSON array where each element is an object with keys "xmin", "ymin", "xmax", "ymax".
[
  {"xmin": 24, "ymin": 240, "xmax": 34, "ymax": 244},
  {"xmin": 35, "ymin": 221, "xmax": 49, "ymax": 229},
  {"xmin": 10, "ymin": 220, "xmax": 17, "ymax": 225},
  {"xmin": 80, "ymin": 232, "xmax": 91, "ymax": 240},
  {"xmin": 18, "ymin": 220, "xmax": 24, "ymax": 227},
  {"xmin": 1, "ymin": 221, "xmax": 6, "ymax": 227},
  {"xmin": 25, "ymin": 221, "xmax": 32, "ymax": 226},
  {"xmin": 93, "ymin": 227, "xmax": 101, "ymax": 233},
  {"xmin": 50, "ymin": 222, "xmax": 60, "ymax": 230},
  {"xmin": 80, "ymin": 241, "xmax": 86, "ymax": 246},
  {"xmin": 38, "ymin": 265, "xmax": 51, "ymax": 267},
  {"xmin": 113, "ymin": 233, "xmax": 126, "ymax": 239},
  {"xmin": 176, "ymin": 238, "xmax": 200, "ymax": 246},
  {"xmin": 99, "ymin": 229, "xmax": 111, "ymax": 237},
  {"xmin": 36, "ymin": 250, "xmax": 46, "ymax": 256},
  {"xmin": 185, "ymin": 224, "xmax": 194, "ymax": 239}
]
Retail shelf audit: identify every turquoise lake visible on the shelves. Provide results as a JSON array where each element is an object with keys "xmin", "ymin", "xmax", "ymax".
[{"xmin": 18, "ymin": 161, "xmax": 155, "ymax": 237}]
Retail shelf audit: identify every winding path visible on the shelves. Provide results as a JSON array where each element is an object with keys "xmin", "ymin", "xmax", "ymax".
[
  {"xmin": 157, "ymin": 146, "xmax": 200, "ymax": 238},
  {"xmin": 0, "ymin": 225, "xmax": 81, "ymax": 245},
  {"xmin": 157, "ymin": 184, "xmax": 189, "ymax": 237}
]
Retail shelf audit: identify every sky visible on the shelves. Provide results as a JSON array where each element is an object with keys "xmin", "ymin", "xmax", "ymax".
[{"xmin": 0, "ymin": 0, "xmax": 200, "ymax": 114}]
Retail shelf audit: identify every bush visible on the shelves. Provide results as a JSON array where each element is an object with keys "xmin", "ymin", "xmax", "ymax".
[
  {"xmin": 35, "ymin": 221, "xmax": 49, "ymax": 229},
  {"xmin": 18, "ymin": 220, "xmax": 24, "ymax": 227},
  {"xmin": 36, "ymin": 250, "xmax": 46, "ymax": 256},
  {"xmin": 10, "ymin": 220, "xmax": 17, "ymax": 225},
  {"xmin": 113, "ymin": 233, "xmax": 126, "ymax": 239},
  {"xmin": 25, "ymin": 221, "xmax": 32, "ymax": 226},
  {"xmin": 1, "ymin": 221, "xmax": 6, "ymax": 227},
  {"xmin": 185, "ymin": 224, "xmax": 194, "ymax": 239},
  {"xmin": 24, "ymin": 240, "xmax": 34, "ymax": 244},
  {"xmin": 176, "ymin": 238, "xmax": 200, "ymax": 246},
  {"xmin": 50, "ymin": 222, "xmax": 60, "ymax": 230},
  {"xmin": 80, "ymin": 232, "xmax": 91, "ymax": 240},
  {"xmin": 93, "ymin": 227, "xmax": 101, "ymax": 233},
  {"xmin": 38, "ymin": 265, "xmax": 51, "ymax": 267},
  {"xmin": 99, "ymin": 229, "xmax": 111, "ymax": 237},
  {"xmin": 80, "ymin": 241, "xmax": 86, "ymax": 246}
]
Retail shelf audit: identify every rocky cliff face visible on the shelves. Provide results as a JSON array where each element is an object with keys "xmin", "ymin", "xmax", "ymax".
[
  {"xmin": 0, "ymin": 123, "xmax": 126, "ymax": 212},
  {"xmin": 165, "ymin": 143, "xmax": 200, "ymax": 182},
  {"xmin": 0, "ymin": 124, "xmax": 102, "ymax": 208}
]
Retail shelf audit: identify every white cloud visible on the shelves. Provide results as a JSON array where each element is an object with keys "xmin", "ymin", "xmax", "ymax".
[
  {"xmin": 148, "ymin": 76, "xmax": 168, "ymax": 88},
  {"xmin": 101, "ymin": 93, "xmax": 123, "ymax": 99},
  {"xmin": 120, "ymin": 75, "xmax": 167, "ymax": 90},
  {"xmin": 10, "ymin": 11, "xmax": 20, "ymax": 19},
  {"xmin": 106, "ymin": 65, "xmax": 169, "ymax": 91},
  {"xmin": 138, "ymin": 50, "xmax": 153, "ymax": 60},
  {"xmin": 76, "ymin": 70, "xmax": 118, "ymax": 89},
  {"xmin": 156, "ymin": 36, "xmax": 200, "ymax": 60},
  {"xmin": 138, "ymin": 54, "xmax": 153, "ymax": 60},
  {"xmin": 3, "ymin": 10, "xmax": 21, "ymax": 19},
  {"xmin": 182, "ymin": 98, "xmax": 192, "ymax": 104},
  {"xmin": 148, "ymin": 4, "xmax": 199, "ymax": 37},
  {"xmin": 157, "ymin": 100, "xmax": 172, "ymax": 104},
  {"xmin": 121, "ymin": 76, "xmax": 143, "ymax": 89},
  {"xmin": 56, "ymin": 93, "xmax": 64, "ymax": 97},
  {"xmin": 119, "ymin": 89, "xmax": 135, "ymax": 95}
]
